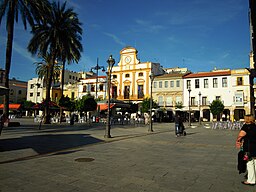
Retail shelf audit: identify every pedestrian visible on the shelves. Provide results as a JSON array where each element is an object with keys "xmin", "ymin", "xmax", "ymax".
[
  {"xmin": 236, "ymin": 114, "xmax": 256, "ymax": 186},
  {"xmin": 174, "ymin": 114, "xmax": 183, "ymax": 137}
]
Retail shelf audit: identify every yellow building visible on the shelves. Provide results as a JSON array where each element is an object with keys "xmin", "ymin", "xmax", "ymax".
[{"xmin": 111, "ymin": 46, "xmax": 164, "ymax": 103}]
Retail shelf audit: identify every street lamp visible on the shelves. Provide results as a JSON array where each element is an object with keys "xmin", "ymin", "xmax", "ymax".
[
  {"xmin": 105, "ymin": 55, "xmax": 115, "ymax": 138},
  {"xmin": 149, "ymin": 72, "xmax": 154, "ymax": 132},
  {"xmin": 90, "ymin": 58, "xmax": 105, "ymax": 99},
  {"xmin": 198, "ymin": 91, "xmax": 201, "ymax": 125},
  {"xmin": 188, "ymin": 87, "xmax": 191, "ymax": 126}
]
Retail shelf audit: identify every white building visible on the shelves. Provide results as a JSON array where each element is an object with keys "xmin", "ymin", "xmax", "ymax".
[
  {"xmin": 27, "ymin": 77, "xmax": 44, "ymax": 104},
  {"xmin": 183, "ymin": 68, "xmax": 253, "ymax": 122},
  {"xmin": 78, "ymin": 76, "xmax": 107, "ymax": 100}
]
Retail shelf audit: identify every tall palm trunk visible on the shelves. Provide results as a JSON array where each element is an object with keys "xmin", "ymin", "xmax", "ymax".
[
  {"xmin": 59, "ymin": 60, "xmax": 65, "ymax": 124},
  {"xmin": 4, "ymin": 2, "xmax": 15, "ymax": 121},
  {"xmin": 44, "ymin": 54, "xmax": 56, "ymax": 124}
]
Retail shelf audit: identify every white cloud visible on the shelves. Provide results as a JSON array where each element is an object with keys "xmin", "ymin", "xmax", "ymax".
[
  {"xmin": 135, "ymin": 19, "xmax": 165, "ymax": 33},
  {"xmin": 12, "ymin": 41, "xmax": 37, "ymax": 63},
  {"xmin": 103, "ymin": 32, "xmax": 126, "ymax": 47}
]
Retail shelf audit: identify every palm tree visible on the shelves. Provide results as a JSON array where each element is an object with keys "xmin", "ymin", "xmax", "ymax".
[
  {"xmin": 28, "ymin": 1, "xmax": 83, "ymax": 124},
  {"xmin": 0, "ymin": 0, "xmax": 50, "ymax": 120},
  {"xmin": 35, "ymin": 53, "xmax": 61, "ymax": 86}
]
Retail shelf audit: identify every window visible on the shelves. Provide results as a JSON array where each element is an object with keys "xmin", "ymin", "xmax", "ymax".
[
  {"xmin": 153, "ymin": 82, "xmax": 157, "ymax": 88},
  {"xmin": 176, "ymin": 80, "xmax": 180, "ymax": 87},
  {"xmin": 166, "ymin": 96, "xmax": 172, "ymax": 106},
  {"xmin": 30, "ymin": 84, "xmax": 34, "ymax": 89},
  {"xmin": 10, "ymin": 89, "xmax": 14, "ymax": 95},
  {"xmin": 37, "ymin": 92, "xmax": 40, "ymax": 96},
  {"xmin": 69, "ymin": 75, "xmax": 71, "ymax": 79},
  {"xmin": 18, "ymin": 90, "xmax": 22, "ymax": 94},
  {"xmin": 30, "ymin": 92, "xmax": 33, "ymax": 97},
  {"xmin": 124, "ymin": 86, "xmax": 130, "ymax": 99},
  {"xmin": 195, "ymin": 79, "xmax": 199, "ymax": 88},
  {"xmin": 170, "ymin": 81, "xmax": 174, "ymax": 87},
  {"xmin": 113, "ymin": 75, "xmax": 117, "ymax": 79},
  {"xmin": 138, "ymin": 72, "xmax": 143, "ymax": 77},
  {"xmin": 125, "ymin": 74, "xmax": 130, "ymax": 78},
  {"xmin": 204, "ymin": 79, "xmax": 208, "ymax": 88},
  {"xmin": 99, "ymin": 84, "xmax": 104, "ymax": 91},
  {"xmin": 164, "ymin": 81, "xmax": 168, "ymax": 88},
  {"xmin": 138, "ymin": 85, "xmax": 144, "ymax": 99},
  {"xmin": 187, "ymin": 80, "xmax": 191, "ymax": 89},
  {"xmin": 159, "ymin": 81, "xmax": 162, "ymax": 88},
  {"xmin": 71, "ymin": 92, "xmax": 75, "ymax": 100},
  {"xmin": 222, "ymin": 77, "xmax": 227, "ymax": 87},
  {"xmin": 176, "ymin": 96, "xmax": 182, "ymax": 103},
  {"xmin": 158, "ymin": 96, "xmax": 164, "ymax": 106},
  {"xmin": 91, "ymin": 85, "xmax": 95, "ymax": 92},
  {"xmin": 202, "ymin": 97, "xmax": 207, "ymax": 105},
  {"xmin": 234, "ymin": 93, "xmax": 243, "ymax": 104},
  {"xmin": 237, "ymin": 77, "xmax": 243, "ymax": 85},
  {"xmin": 191, "ymin": 97, "xmax": 196, "ymax": 106},
  {"xmin": 83, "ymin": 85, "xmax": 87, "ymax": 92},
  {"xmin": 213, "ymin": 78, "xmax": 218, "ymax": 88}
]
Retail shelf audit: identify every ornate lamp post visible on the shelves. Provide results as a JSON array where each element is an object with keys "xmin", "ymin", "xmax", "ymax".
[
  {"xmin": 149, "ymin": 72, "xmax": 154, "ymax": 132},
  {"xmin": 188, "ymin": 87, "xmax": 191, "ymax": 126},
  {"xmin": 105, "ymin": 55, "xmax": 115, "ymax": 138},
  {"xmin": 198, "ymin": 91, "xmax": 201, "ymax": 125},
  {"xmin": 90, "ymin": 58, "xmax": 105, "ymax": 99}
]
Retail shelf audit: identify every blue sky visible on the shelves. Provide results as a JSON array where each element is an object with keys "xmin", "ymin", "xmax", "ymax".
[{"xmin": 0, "ymin": 0, "xmax": 251, "ymax": 81}]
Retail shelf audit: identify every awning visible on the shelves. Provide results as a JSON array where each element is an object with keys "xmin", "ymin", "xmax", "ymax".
[
  {"xmin": 32, "ymin": 101, "xmax": 60, "ymax": 110},
  {"xmin": 97, "ymin": 104, "xmax": 115, "ymax": 111},
  {"xmin": 0, "ymin": 104, "xmax": 21, "ymax": 110}
]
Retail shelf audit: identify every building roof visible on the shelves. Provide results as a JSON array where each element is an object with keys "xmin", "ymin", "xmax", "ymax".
[
  {"xmin": 183, "ymin": 71, "xmax": 231, "ymax": 78},
  {"xmin": 155, "ymin": 73, "xmax": 185, "ymax": 79}
]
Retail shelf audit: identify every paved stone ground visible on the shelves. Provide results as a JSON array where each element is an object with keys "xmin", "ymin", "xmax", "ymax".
[{"xmin": 0, "ymin": 118, "xmax": 254, "ymax": 192}]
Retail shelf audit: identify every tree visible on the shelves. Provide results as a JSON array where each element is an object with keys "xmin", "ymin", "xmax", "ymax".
[
  {"xmin": 209, "ymin": 100, "xmax": 224, "ymax": 121},
  {"xmin": 22, "ymin": 100, "xmax": 35, "ymax": 116},
  {"xmin": 27, "ymin": 1, "xmax": 83, "ymax": 124},
  {"xmin": 75, "ymin": 94, "xmax": 97, "ymax": 122},
  {"xmin": 0, "ymin": 0, "xmax": 50, "ymax": 119},
  {"xmin": 175, "ymin": 102, "xmax": 183, "ymax": 109},
  {"xmin": 58, "ymin": 95, "xmax": 73, "ymax": 111},
  {"xmin": 140, "ymin": 97, "xmax": 158, "ymax": 113},
  {"xmin": 35, "ymin": 53, "xmax": 61, "ymax": 84}
]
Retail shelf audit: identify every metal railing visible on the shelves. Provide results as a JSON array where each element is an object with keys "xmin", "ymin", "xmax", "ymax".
[{"xmin": 211, "ymin": 121, "xmax": 244, "ymax": 130}]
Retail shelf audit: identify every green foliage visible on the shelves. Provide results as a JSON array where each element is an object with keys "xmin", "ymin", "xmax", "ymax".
[
  {"xmin": 58, "ymin": 95, "xmax": 75, "ymax": 111},
  {"xmin": 0, "ymin": 0, "xmax": 50, "ymax": 116},
  {"xmin": 175, "ymin": 102, "xmax": 183, "ymax": 109},
  {"xmin": 209, "ymin": 100, "xmax": 224, "ymax": 116},
  {"xmin": 34, "ymin": 53, "xmax": 61, "ymax": 84},
  {"xmin": 75, "ymin": 94, "xmax": 97, "ymax": 112},
  {"xmin": 27, "ymin": 1, "xmax": 83, "ymax": 123},
  {"xmin": 22, "ymin": 100, "xmax": 35, "ymax": 109},
  {"xmin": 141, "ymin": 97, "xmax": 158, "ymax": 113}
]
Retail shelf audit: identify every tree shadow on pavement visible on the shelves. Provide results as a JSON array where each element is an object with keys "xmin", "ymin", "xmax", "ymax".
[{"xmin": 0, "ymin": 134, "xmax": 103, "ymax": 154}]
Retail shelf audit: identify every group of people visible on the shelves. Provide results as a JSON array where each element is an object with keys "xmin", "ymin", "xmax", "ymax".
[{"xmin": 236, "ymin": 114, "xmax": 256, "ymax": 186}]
